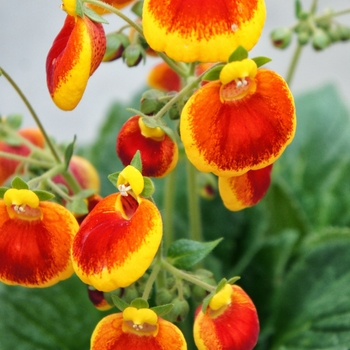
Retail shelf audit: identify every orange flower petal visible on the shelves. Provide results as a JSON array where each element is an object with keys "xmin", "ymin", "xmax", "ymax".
[
  {"xmin": 0, "ymin": 201, "xmax": 78, "ymax": 287},
  {"xmin": 143, "ymin": 0, "xmax": 266, "ymax": 62},
  {"xmin": 117, "ymin": 116, "xmax": 178, "ymax": 178},
  {"xmin": 72, "ymin": 193, "xmax": 163, "ymax": 292},
  {"xmin": 46, "ymin": 15, "xmax": 106, "ymax": 111},
  {"xmin": 219, "ymin": 164, "xmax": 273, "ymax": 211},
  {"xmin": 193, "ymin": 285, "xmax": 259, "ymax": 350},
  {"xmin": 147, "ymin": 62, "xmax": 181, "ymax": 92},
  {"xmin": 180, "ymin": 69, "xmax": 296, "ymax": 177},
  {"xmin": 91, "ymin": 312, "xmax": 187, "ymax": 349},
  {"xmin": 0, "ymin": 128, "xmax": 44, "ymax": 186}
]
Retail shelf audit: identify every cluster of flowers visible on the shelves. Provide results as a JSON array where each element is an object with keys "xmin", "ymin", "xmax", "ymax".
[{"xmin": 0, "ymin": 0, "xmax": 297, "ymax": 349}]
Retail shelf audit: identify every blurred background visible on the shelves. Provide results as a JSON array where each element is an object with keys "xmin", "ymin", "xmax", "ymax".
[{"xmin": 0, "ymin": 0, "xmax": 349, "ymax": 144}]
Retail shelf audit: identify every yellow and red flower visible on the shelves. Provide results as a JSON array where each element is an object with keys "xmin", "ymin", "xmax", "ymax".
[
  {"xmin": 71, "ymin": 166, "xmax": 163, "ymax": 292},
  {"xmin": 0, "ymin": 128, "xmax": 45, "ymax": 186},
  {"xmin": 91, "ymin": 306, "xmax": 187, "ymax": 349},
  {"xmin": 0, "ymin": 188, "xmax": 79, "ymax": 287},
  {"xmin": 117, "ymin": 116, "xmax": 178, "ymax": 178},
  {"xmin": 194, "ymin": 284, "xmax": 259, "ymax": 350},
  {"xmin": 219, "ymin": 164, "xmax": 273, "ymax": 211},
  {"xmin": 46, "ymin": 2, "xmax": 106, "ymax": 110},
  {"xmin": 180, "ymin": 59, "xmax": 296, "ymax": 178},
  {"xmin": 142, "ymin": 0, "xmax": 266, "ymax": 62}
]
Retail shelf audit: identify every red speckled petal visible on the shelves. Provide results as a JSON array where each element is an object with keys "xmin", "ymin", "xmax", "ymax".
[
  {"xmin": 0, "ymin": 201, "xmax": 78, "ymax": 287},
  {"xmin": 72, "ymin": 193, "xmax": 162, "ymax": 292},
  {"xmin": 143, "ymin": 0, "xmax": 266, "ymax": 62},
  {"xmin": 180, "ymin": 69, "xmax": 296, "ymax": 177},
  {"xmin": 117, "ymin": 116, "xmax": 178, "ymax": 178},
  {"xmin": 219, "ymin": 164, "xmax": 273, "ymax": 211}
]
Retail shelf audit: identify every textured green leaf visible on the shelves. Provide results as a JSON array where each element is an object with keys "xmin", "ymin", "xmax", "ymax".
[
  {"xmin": 270, "ymin": 229, "xmax": 350, "ymax": 349},
  {"xmin": 0, "ymin": 276, "xmax": 105, "ymax": 349},
  {"xmin": 167, "ymin": 238, "xmax": 222, "ymax": 270},
  {"xmin": 228, "ymin": 45, "xmax": 249, "ymax": 62},
  {"xmin": 11, "ymin": 176, "xmax": 28, "ymax": 189}
]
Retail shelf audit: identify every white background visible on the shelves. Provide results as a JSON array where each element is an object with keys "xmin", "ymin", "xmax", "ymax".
[{"xmin": 0, "ymin": 0, "xmax": 349, "ymax": 145}]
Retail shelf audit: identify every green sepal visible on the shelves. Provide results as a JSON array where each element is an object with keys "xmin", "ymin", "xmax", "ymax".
[
  {"xmin": 252, "ymin": 56, "xmax": 272, "ymax": 68},
  {"xmin": 227, "ymin": 276, "xmax": 241, "ymax": 285},
  {"xmin": 201, "ymin": 64, "xmax": 225, "ymax": 81},
  {"xmin": 141, "ymin": 117, "xmax": 176, "ymax": 142},
  {"xmin": 150, "ymin": 303, "xmax": 174, "ymax": 316},
  {"xmin": 75, "ymin": 0, "xmax": 84, "ymax": 18},
  {"xmin": 11, "ymin": 176, "xmax": 28, "ymax": 190},
  {"xmin": 32, "ymin": 190, "xmax": 55, "ymax": 201},
  {"xmin": 140, "ymin": 176, "xmax": 155, "ymax": 198},
  {"xmin": 215, "ymin": 278, "xmax": 228, "ymax": 293},
  {"xmin": 295, "ymin": 0, "xmax": 303, "ymax": 19},
  {"xmin": 111, "ymin": 295, "xmax": 130, "ymax": 312},
  {"xmin": 107, "ymin": 171, "xmax": 120, "ymax": 188},
  {"xmin": 3, "ymin": 114, "xmax": 22, "ymax": 130},
  {"xmin": 159, "ymin": 125, "xmax": 176, "ymax": 143},
  {"xmin": 131, "ymin": 0, "xmax": 144, "ymax": 17},
  {"xmin": 64, "ymin": 135, "xmax": 76, "ymax": 171},
  {"xmin": 228, "ymin": 46, "xmax": 249, "ymax": 63},
  {"xmin": 0, "ymin": 187, "xmax": 9, "ymax": 198},
  {"xmin": 130, "ymin": 150, "xmax": 143, "ymax": 173},
  {"xmin": 201, "ymin": 291, "xmax": 215, "ymax": 313},
  {"xmin": 66, "ymin": 198, "xmax": 88, "ymax": 215},
  {"xmin": 0, "ymin": 134, "xmax": 22, "ymax": 146},
  {"xmin": 83, "ymin": 6, "xmax": 109, "ymax": 24},
  {"xmin": 130, "ymin": 298, "xmax": 149, "ymax": 309},
  {"xmin": 167, "ymin": 238, "xmax": 223, "ymax": 270}
]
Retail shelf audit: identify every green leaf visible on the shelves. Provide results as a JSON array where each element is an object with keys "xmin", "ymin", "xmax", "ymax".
[
  {"xmin": 0, "ymin": 275, "xmax": 103, "ymax": 349},
  {"xmin": 66, "ymin": 198, "xmax": 88, "ymax": 215},
  {"xmin": 252, "ymin": 56, "xmax": 272, "ymax": 68},
  {"xmin": 0, "ymin": 187, "xmax": 9, "ymax": 198},
  {"xmin": 270, "ymin": 229, "xmax": 350, "ymax": 348},
  {"xmin": 227, "ymin": 276, "xmax": 241, "ymax": 285},
  {"xmin": 83, "ymin": 6, "xmax": 109, "ymax": 24},
  {"xmin": 33, "ymin": 190, "xmax": 55, "ymax": 201},
  {"xmin": 228, "ymin": 45, "xmax": 249, "ymax": 62},
  {"xmin": 75, "ymin": 0, "xmax": 84, "ymax": 17},
  {"xmin": 131, "ymin": 0, "xmax": 143, "ymax": 17},
  {"xmin": 64, "ymin": 135, "xmax": 76, "ymax": 170},
  {"xmin": 130, "ymin": 150, "xmax": 143, "ymax": 172},
  {"xmin": 4, "ymin": 113, "xmax": 22, "ymax": 129},
  {"xmin": 141, "ymin": 176, "xmax": 155, "ymax": 198},
  {"xmin": 201, "ymin": 291, "xmax": 215, "ymax": 313},
  {"xmin": 151, "ymin": 303, "xmax": 174, "ymax": 316},
  {"xmin": 108, "ymin": 171, "xmax": 120, "ymax": 188},
  {"xmin": 11, "ymin": 176, "xmax": 28, "ymax": 189},
  {"xmin": 295, "ymin": 0, "xmax": 303, "ymax": 18},
  {"xmin": 130, "ymin": 298, "xmax": 149, "ymax": 309},
  {"xmin": 167, "ymin": 238, "xmax": 223, "ymax": 270},
  {"xmin": 215, "ymin": 278, "xmax": 228, "ymax": 293},
  {"xmin": 201, "ymin": 65, "xmax": 225, "ymax": 81},
  {"xmin": 111, "ymin": 295, "xmax": 130, "ymax": 311}
]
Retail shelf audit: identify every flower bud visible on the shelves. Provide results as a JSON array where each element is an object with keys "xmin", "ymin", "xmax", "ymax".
[
  {"xmin": 122, "ymin": 284, "xmax": 140, "ymax": 303},
  {"xmin": 297, "ymin": 31, "xmax": 310, "ymax": 45},
  {"xmin": 122, "ymin": 44, "xmax": 145, "ymax": 67},
  {"xmin": 312, "ymin": 28, "xmax": 331, "ymax": 50},
  {"xmin": 140, "ymin": 89, "xmax": 166, "ymax": 115},
  {"xmin": 339, "ymin": 26, "xmax": 350, "ymax": 41},
  {"xmin": 156, "ymin": 288, "xmax": 175, "ymax": 305},
  {"xmin": 270, "ymin": 27, "xmax": 292, "ymax": 49},
  {"xmin": 164, "ymin": 297, "xmax": 190, "ymax": 322},
  {"xmin": 103, "ymin": 32, "xmax": 130, "ymax": 62}
]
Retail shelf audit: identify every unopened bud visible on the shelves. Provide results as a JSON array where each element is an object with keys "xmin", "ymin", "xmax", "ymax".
[
  {"xmin": 312, "ymin": 28, "xmax": 331, "ymax": 50},
  {"xmin": 270, "ymin": 27, "xmax": 293, "ymax": 49},
  {"xmin": 140, "ymin": 89, "xmax": 165, "ymax": 115},
  {"xmin": 122, "ymin": 44, "xmax": 145, "ymax": 67},
  {"xmin": 339, "ymin": 26, "xmax": 350, "ymax": 41},
  {"xmin": 156, "ymin": 288, "xmax": 174, "ymax": 305},
  {"xmin": 297, "ymin": 31, "xmax": 310, "ymax": 45},
  {"xmin": 122, "ymin": 284, "xmax": 139, "ymax": 303},
  {"xmin": 103, "ymin": 32, "xmax": 129, "ymax": 62},
  {"xmin": 164, "ymin": 298, "xmax": 189, "ymax": 322}
]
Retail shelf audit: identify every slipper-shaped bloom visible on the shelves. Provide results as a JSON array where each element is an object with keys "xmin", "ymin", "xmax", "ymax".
[
  {"xmin": 142, "ymin": 0, "xmax": 266, "ymax": 62},
  {"xmin": 46, "ymin": 9, "xmax": 106, "ymax": 110},
  {"xmin": 91, "ymin": 306, "xmax": 187, "ymax": 349},
  {"xmin": 180, "ymin": 59, "xmax": 296, "ymax": 177},
  {"xmin": 219, "ymin": 164, "xmax": 273, "ymax": 211},
  {"xmin": 0, "ymin": 128, "xmax": 45, "ymax": 185},
  {"xmin": 72, "ymin": 166, "xmax": 163, "ymax": 292},
  {"xmin": 117, "ymin": 115, "xmax": 178, "ymax": 178},
  {"xmin": 0, "ymin": 189, "xmax": 79, "ymax": 287},
  {"xmin": 194, "ymin": 284, "xmax": 259, "ymax": 350}
]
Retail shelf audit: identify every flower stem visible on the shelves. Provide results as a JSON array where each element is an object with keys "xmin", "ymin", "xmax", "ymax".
[
  {"xmin": 161, "ymin": 259, "xmax": 216, "ymax": 292},
  {"xmin": 0, "ymin": 151, "xmax": 54, "ymax": 168},
  {"xmin": 142, "ymin": 263, "xmax": 161, "ymax": 300},
  {"xmin": 285, "ymin": 43, "xmax": 303, "ymax": 87},
  {"xmin": 0, "ymin": 67, "xmax": 62, "ymax": 164},
  {"xmin": 27, "ymin": 164, "xmax": 66, "ymax": 188}
]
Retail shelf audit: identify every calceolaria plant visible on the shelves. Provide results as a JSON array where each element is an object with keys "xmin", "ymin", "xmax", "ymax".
[{"xmin": 1, "ymin": 0, "xmax": 350, "ymax": 349}]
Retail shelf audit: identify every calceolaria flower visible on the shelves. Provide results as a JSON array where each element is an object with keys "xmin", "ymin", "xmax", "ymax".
[
  {"xmin": 72, "ymin": 166, "xmax": 163, "ymax": 292},
  {"xmin": 0, "ymin": 188, "xmax": 79, "ymax": 287},
  {"xmin": 194, "ymin": 284, "xmax": 259, "ymax": 350},
  {"xmin": 91, "ymin": 306, "xmax": 187, "ymax": 349},
  {"xmin": 142, "ymin": 0, "xmax": 266, "ymax": 62},
  {"xmin": 117, "ymin": 116, "xmax": 178, "ymax": 178},
  {"xmin": 219, "ymin": 164, "xmax": 273, "ymax": 211},
  {"xmin": 46, "ymin": 0, "xmax": 106, "ymax": 110},
  {"xmin": 180, "ymin": 59, "xmax": 296, "ymax": 178}
]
